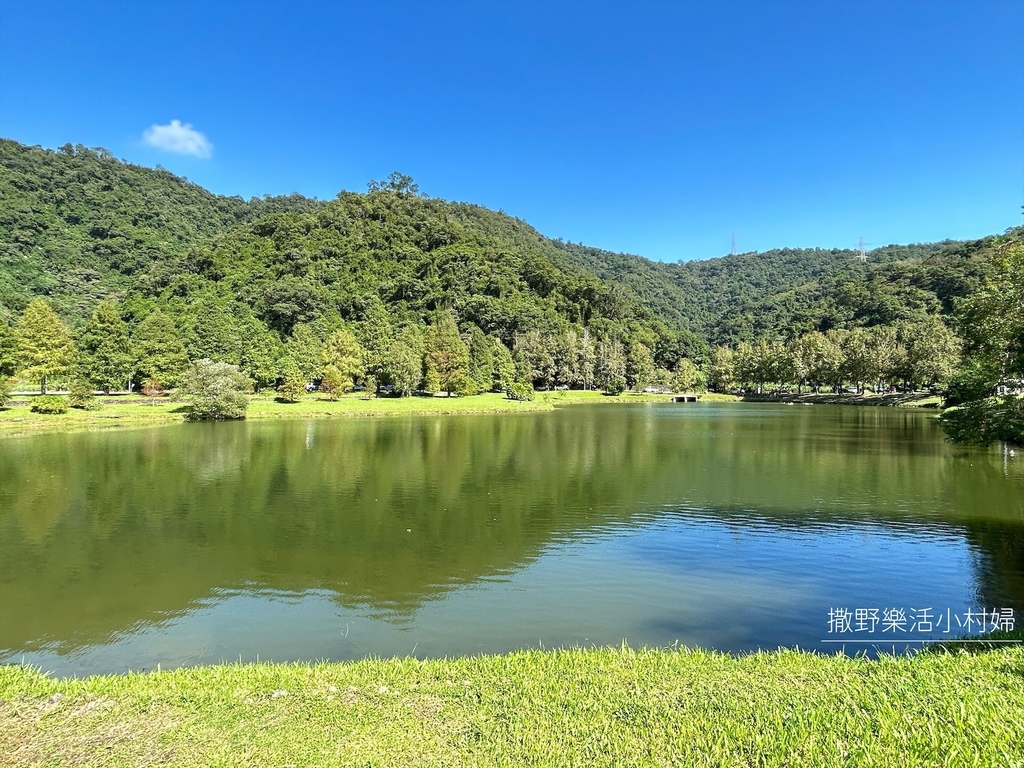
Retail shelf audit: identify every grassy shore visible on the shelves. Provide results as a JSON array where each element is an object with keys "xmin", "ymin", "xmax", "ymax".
[
  {"xmin": 741, "ymin": 391, "xmax": 942, "ymax": 408},
  {"xmin": 0, "ymin": 390, "xmax": 701, "ymax": 439},
  {"xmin": 2, "ymin": 645, "xmax": 1021, "ymax": 767}
]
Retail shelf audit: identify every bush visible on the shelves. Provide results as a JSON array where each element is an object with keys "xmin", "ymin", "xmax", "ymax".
[
  {"xmin": 603, "ymin": 376, "xmax": 627, "ymax": 396},
  {"xmin": 505, "ymin": 382, "xmax": 534, "ymax": 401},
  {"xmin": 0, "ymin": 376, "xmax": 11, "ymax": 407},
  {"xmin": 69, "ymin": 379, "xmax": 99, "ymax": 410},
  {"xmin": 141, "ymin": 378, "xmax": 165, "ymax": 402},
  {"xmin": 939, "ymin": 396, "xmax": 1024, "ymax": 446},
  {"xmin": 31, "ymin": 395, "xmax": 68, "ymax": 414},
  {"xmin": 180, "ymin": 359, "xmax": 251, "ymax": 421}
]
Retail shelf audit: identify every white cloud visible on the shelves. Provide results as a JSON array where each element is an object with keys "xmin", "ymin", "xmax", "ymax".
[{"xmin": 142, "ymin": 119, "xmax": 213, "ymax": 158}]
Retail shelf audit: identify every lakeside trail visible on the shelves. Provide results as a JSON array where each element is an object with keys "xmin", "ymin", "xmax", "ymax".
[{"xmin": 2, "ymin": 645, "xmax": 1022, "ymax": 767}]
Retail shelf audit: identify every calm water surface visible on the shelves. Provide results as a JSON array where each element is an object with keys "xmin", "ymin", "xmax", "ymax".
[{"xmin": 1, "ymin": 403, "xmax": 1022, "ymax": 675}]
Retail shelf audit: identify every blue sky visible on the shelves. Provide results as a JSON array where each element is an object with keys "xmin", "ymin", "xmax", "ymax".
[{"xmin": 0, "ymin": 0, "xmax": 1020, "ymax": 262}]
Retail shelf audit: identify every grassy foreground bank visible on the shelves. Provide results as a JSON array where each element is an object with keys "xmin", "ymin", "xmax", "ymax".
[
  {"xmin": 2, "ymin": 646, "xmax": 1022, "ymax": 767},
  {"xmin": 0, "ymin": 390, "xmax": 696, "ymax": 438}
]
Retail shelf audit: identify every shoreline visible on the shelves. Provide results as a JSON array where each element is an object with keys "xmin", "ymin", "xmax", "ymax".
[
  {"xmin": 3, "ymin": 645, "xmax": 1021, "ymax": 766},
  {"xmin": 0, "ymin": 389, "xmax": 946, "ymax": 439}
]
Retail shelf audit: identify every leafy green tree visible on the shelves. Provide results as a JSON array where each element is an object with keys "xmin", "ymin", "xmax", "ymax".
[
  {"xmin": 466, "ymin": 326, "xmax": 495, "ymax": 393},
  {"xmin": 0, "ymin": 322, "xmax": 16, "ymax": 377},
  {"xmin": 578, "ymin": 328, "xmax": 596, "ymax": 390},
  {"xmin": 842, "ymin": 328, "xmax": 873, "ymax": 394},
  {"xmin": 596, "ymin": 338, "xmax": 627, "ymax": 394},
  {"xmin": 898, "ymin": 318, "xmax": 960, "ymax": 390},
  {"xmin": 323, "ymin": 327, "xmax": 364, "ymax": 389},
  {"xmin": 277, "ymin": 358, "xmax": 307, "ymax": 403},
  {"xmin": 383, "ymin": 327, "xmax": 424, "ymax": 397},
  {"xmin": 79, "ymin": 300, "xmax": 133, "ymax": 393},
  {"xmin": 708, "ymin": 346, "xmax": 735, "ymax": 393},
  {"xmin": 15, "ymin": 299, "xmax": 76, "ymax": 393},
  {"xmin": 180, "ymin": 359, "xmax": 251, "ymax": 420},
  {"xmin": 0, "ymin": 375, "xmax": 11, "ymax": 406},
  {"xmin": 189, "ymin": 302, "xmax": 242, "ymax": 365},
  {"xmin": 514, "ymin": 330, "xmax": 555, "ymax": 389},
  {"xmin": 626, "ymin": 342, "xmax": 655, "ymax": 391},
  {"xmin": 133, "ymin": 310, "xmax": 189, "ymax": 387},
  {"xmin": 940, "ymin": 241, "xmax": 1023, "ymax": 445},
  {"xmin": 492, "ymin": 337, "xmax": 517, "ymax": 393},
  {"xmin": 319, "ymin": 365, "xmax": 346, "ymax": 400},
  {"xmin": 287, "ymin": 324, "xmax": 326, "ymax": 383},
  {"xmin": 672, "ymin": 358, "xmax": 706, "ymax": 393},
  {"xmin": 355, "ymin": 296, "xmax": 393, "ymax": 392},
  {"xmin": 424, "ymin": 313, "xmax": 470, "ymax": 396},
  {"xmin": 239, "ymin": 319, "xmax": 282, "ymax": 392},
  {"xmin": 819, "ymin": 330, "xmax": 848, "ymax": 392},
  {"xmin": 939, "ymin": 397, "xmax": 1024, "ymax": 446}
]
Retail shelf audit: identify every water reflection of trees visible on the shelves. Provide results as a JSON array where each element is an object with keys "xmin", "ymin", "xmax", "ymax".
[{"xmin": 1, "ymin": 405, "xmax": 1021, "ymax": 653}]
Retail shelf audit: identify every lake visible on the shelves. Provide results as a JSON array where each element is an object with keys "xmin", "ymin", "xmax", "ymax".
[{"xmin": 1, "ymin": 403, "xmax": 1022, "ymax": 676}]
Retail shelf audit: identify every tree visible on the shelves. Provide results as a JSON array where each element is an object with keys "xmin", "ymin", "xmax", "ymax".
[
  {"xmin": 367, "ymin": 172, "xmax": 419, "ymax": 196},
  {"xmin": 596, "ymin": 338, "xmax": 627, "ymax": 394},
  {"xmin": 672, "ymin": 358, "xmax": 706, "ymax": 393},
  {"xmin": 355, "ymin": 296, "xmax": 393, "ymax": 392},
  {"xmin": 626, "ymin": 342, "xmax": 655, "ymax": 391},
  {"xmin": 134, "ymin": 310, "xmax": 189, "ymax": 387},
  {"xmin": 79, "ymin": 300, "xmax": 133, "ymax": 394},
  {"xmin": 277, "ymin": 358, "xmax": 307, "ymax": 403},
  {"xmin": 466, "ymin": 325, "xmax": 495, "ymax": 393},
  {"xmin": 491, "ymin": 337, "xmax": 517, "ymax": 393},
  {"xmin": 319, "ymin": 364, "xmax": 349, "ymax": 400},
  {"xmin": 180, "ymin": 359, "xmax": 251, "ymax": 420},
  {"xmin": 708, "ymin": 346, "xmax": 735, "ymax": 393},
  {"xmin": 0, "ymin": 322, "xmax": 16, "ymax": 377},
  {"xmin": 424, "ymin": 313, "xmax": 470, "ymax": 396},
  {"xmin": 15, "ymin": 299, "xmax": 76, "ymax": 394},
  {"xmin": 513, "ymin": 330, "xmax": 555, "ymax": 389},
  {"xmin": 323, "ymin": 327, "xmax": 364, "ymax": 390},
  {"xmin": 383, "ymin": 327, "xmax": 424, "ymax": 397},
  {"xmin": 940, "ymin": 240, "xmax": 1023, "ymax": 445},
  {"xmin": 287, "ymin": 324, "xmax": 326, "ymax": 383},
  {"xmin": 239, "ymin": 319, "xmax": 282, "ymax": 392}
]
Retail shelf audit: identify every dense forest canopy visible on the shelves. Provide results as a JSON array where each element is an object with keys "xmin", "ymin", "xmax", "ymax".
[{"xmin": 1, "ymin": 138, "xmax": 1020, "ymax": 438}]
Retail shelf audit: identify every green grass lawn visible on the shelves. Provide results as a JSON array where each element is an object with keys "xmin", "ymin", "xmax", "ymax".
[
  {"xmin": 2, "ymin": 645, "xmax": 1021, "ymax": 767},
  {"xmin": 0, "ymin": 389, "xmax": 697, "ymax": 438}
]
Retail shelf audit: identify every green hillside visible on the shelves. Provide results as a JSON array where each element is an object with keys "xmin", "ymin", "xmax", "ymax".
[
  {"xmin": 0, "ymin": 138, "xmax": 1015, "ymax": 412},
  {"xmin": 554, "ymin": 234, "xmax": 1003, "ymax": 345}
]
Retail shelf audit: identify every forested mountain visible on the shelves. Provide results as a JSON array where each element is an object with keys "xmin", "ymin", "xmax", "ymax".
[
  {"xmin": 0, "ymin": 139, "xmax": 320, "ymax": 320},
  {"xmin": 554, "ymin": 235, "xmax": 1001, "ymax": 345},
  {"xmin": 0, "ymin": 138, "xmax": 1016, "ymax": 404}
]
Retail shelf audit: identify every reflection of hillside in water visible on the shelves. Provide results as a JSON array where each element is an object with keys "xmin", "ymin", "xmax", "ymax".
[{"xmin": 1, "ymin": 404, "xmax": 1021, "ymax": 655}]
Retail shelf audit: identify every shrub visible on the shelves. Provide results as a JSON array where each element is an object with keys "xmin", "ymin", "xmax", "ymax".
[
  {"xmin": 141, "ymin": 378, "xmax": 165, "ymax": 402},
  {"xmin": 0, "ymin": 376, "xmax": 11, "ymax": 407},
  {"xmin": 180, "ymin": 359, "xmax": 251, "ymax": 421},
  {"xmin": 69, "ymin": 378, "xmax": 99, "ymax": 410},
  {"xmin": 31, "ymin": 395, "xmax": 68, "ymax": 414},
  {"xmin": 505, "ymin": 382, "xmax": 534, "ymax": 401},
  {"xmin": 939, "ymin": 396, "xmax": 1024, "ymax": 446}
]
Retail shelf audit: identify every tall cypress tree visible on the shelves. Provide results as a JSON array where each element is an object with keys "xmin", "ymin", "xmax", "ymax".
[
  {"xmin": 133, "ymin": 310, "xmax": 190, "ymax": 387},
  {"xmin": 16, "ymin": 299, "xmax": 76, "ymax": 394},
  {"xmin": 79, "ymin": 300, "xmax": 133, "ymax": 393}
]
